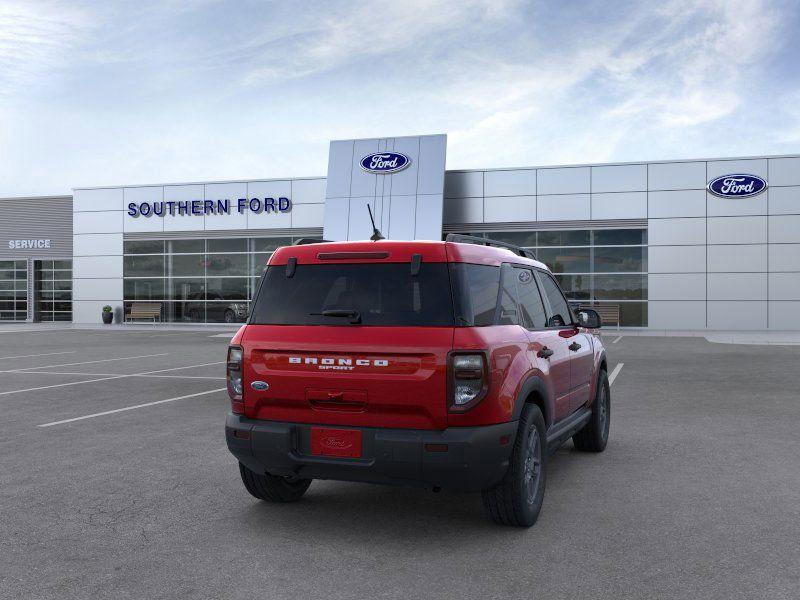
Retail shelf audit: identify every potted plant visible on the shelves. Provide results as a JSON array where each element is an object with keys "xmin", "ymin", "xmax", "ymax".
[{"xmin": 102, "ymin": 305, "xmax": 113, "ymax": 325}]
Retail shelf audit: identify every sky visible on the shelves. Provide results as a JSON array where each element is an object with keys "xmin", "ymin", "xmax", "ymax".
[{"xmin": 0, "ymin": 0, "xmax": 799, "ymax": 197}]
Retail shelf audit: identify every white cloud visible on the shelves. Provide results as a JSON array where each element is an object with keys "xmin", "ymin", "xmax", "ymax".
[
  {"xmin": 0, "ymin": 0, "xmax": 796, "ymax": 196},
  {"xmin": 241, "ymin": 0, "xmax": 520, "ymax": 84},
  {"xmin": 0, "ymin": 1, "xmax": 89, "ymax": 98},
  {"xmin": 445, "ymin": 0, "xmax": 785, "ymax": 167}
]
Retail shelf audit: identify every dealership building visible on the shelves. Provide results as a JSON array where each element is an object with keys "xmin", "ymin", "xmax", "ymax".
[{"xmin": 1, "ymin": 133, "xmax": 799, "ymax": 330}]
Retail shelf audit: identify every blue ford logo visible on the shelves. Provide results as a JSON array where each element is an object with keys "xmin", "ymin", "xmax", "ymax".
[
  {"xmin": 707, "ymin": 174, "xmax": 767, "ymax": 198},
  {"xmin": 360, "ymin": 152, "xmax": 411, "ymax": 174}
]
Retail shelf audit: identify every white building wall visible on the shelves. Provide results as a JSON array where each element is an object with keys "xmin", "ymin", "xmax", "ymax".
[
  {"xmin": 72, "ymin": 177, "xmax": 325, "ymax": 323},
  {"xmin": 443, "ymin": 154, "xmax": 800, "ymax": 330},
  {"xmin": 70, "ymin": 153, "xmax": 800, "ymax": 329}
]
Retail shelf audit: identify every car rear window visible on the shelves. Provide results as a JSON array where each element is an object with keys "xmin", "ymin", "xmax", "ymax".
[{"xmin": 250, "ymin": 263, "xmax": 454, "ymax": 326}]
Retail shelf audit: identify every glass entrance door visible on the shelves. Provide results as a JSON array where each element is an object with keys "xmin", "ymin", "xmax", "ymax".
[
  {"xmin": 34, "ymin": 260, "xmax": 72, "ymax": 322},
  {"xmin": 0, "ymin": 260, "xmax": 28, "ymax": 321}
]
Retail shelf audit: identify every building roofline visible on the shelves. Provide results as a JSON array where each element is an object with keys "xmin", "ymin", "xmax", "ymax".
[
  {"xmin": 72, "ymin": 175, "xmax": 326, "ymax": 192},
  {"xmin": 43, "ymin": 151, "xmax": 800, "ymax": 193},
  {"xmin": 445, "ymin": 152, "xmax": 800, "ymax": 174},
  {"xmin": 0, "ymin": 195, "xmax": 72, "ymax": 201}
]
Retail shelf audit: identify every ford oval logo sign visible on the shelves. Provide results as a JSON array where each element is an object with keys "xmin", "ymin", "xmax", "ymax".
[
  {"xmin": 360, "ymin": 152, "xmax": 411, "ymax": 174},
  {"xmin": 707, "ymin": 174, "xmax": 767, "ymax": 198}
]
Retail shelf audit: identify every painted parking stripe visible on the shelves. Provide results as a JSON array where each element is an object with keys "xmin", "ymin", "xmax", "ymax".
[
  {"xmin": 0, "ymin": 361, "xmax": 223, "ymax": 397},
  {"xmin": 0, "ymin": 351, "xmax": 77, "ymax": 360},
  {"xmin": 37, "ymin": 388, "xmax": 227, "ymax": 427},
  {"xmin": 611, "ymin": 336, "xmax": 623, "ymax": 344},
  {"xmin": 4, "ymin": 370, "xmax": 223, "ymax": 380},
  {"xmin": 1, "ymin": 353, "xmax": 170, "ymax": 373},
  {"xmin": 608, "ymin": 362, "xmax": 624, "ymax": 385}
]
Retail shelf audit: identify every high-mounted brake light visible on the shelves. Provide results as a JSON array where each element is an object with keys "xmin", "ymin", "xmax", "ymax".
[
  {"xmin": 316, "ymin": 251, "xmax": 390, "ymax": 260},
  {"xmin": 227, "ymin": 345, "xmax": 244, "ymax": 414},
  {"xmin": 448, "ymin": 352, "xmax": 489, "ymax": 412}
]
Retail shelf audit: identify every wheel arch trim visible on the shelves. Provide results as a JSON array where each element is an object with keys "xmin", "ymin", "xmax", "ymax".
[{"xmin": 512, "ymin": 374, "xmax": 553, "ymax": 428}]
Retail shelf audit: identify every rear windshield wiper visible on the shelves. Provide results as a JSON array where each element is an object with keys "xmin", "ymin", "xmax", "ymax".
[{"xmin": 310, "ymin": 309, "xmax": 362, "ymax": 324}]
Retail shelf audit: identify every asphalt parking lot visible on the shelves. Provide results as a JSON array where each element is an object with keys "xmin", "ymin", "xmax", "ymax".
[{"xmin": 0, "ymin": 328, "xmax": 798, "ymax": 600}]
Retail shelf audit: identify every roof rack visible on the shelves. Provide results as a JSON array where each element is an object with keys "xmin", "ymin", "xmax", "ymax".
[
  {"xmin": 293, "ymin": 237, "xmax": 332, "ymax": 246},
  {"xmin": 445, "ymin": 233, "xmax": 537, "ymax": 260}
]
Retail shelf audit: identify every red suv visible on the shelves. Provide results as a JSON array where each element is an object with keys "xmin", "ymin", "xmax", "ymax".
[{"xmin": 225, "ymin": 235, "xmax": 609, "ymax": 526}]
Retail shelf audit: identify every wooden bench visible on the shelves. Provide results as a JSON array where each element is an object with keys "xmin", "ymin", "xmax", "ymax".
[
  {"xmin": 579, "ymin": 303, "xmax": 621, "ymax": 330},
  {"xmin": 125, "ymin": 302, "xmax": 162, "ymax": 323}
]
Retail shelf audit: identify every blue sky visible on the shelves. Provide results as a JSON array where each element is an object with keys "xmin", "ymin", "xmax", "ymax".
[{"xmin": 1, "ymin": 0, "xmax": 798, "ymax": 196}]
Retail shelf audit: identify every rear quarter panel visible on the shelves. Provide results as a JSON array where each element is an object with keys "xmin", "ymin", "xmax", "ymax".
[{"xmin": 448, "ymin": 325, "xmax": 532, "ymax": 427}]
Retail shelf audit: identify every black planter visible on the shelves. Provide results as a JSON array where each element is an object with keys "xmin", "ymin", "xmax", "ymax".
[{"xmin": 102, "ymin": 312, "xmax": 113, "ymax": 325}]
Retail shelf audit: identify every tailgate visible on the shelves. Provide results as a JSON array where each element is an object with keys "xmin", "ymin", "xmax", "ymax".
[{"xmin": 242, "ymin": 325, "xmax": 453, "ymax": 429}]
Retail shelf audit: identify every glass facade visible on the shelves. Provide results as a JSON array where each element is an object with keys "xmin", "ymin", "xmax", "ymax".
[
  {"xmin": 122, "ymin": 237, "xmax": 294, "ymax": 323},
  {"xmin": 36, "ymin": 260, "xmax": 73, "ymax": 322},
  {"xmin": 0, "ymin": 260, "xmax": 28, "ymax": 321},
  {"xmin": 450, "ymin": 229, "xmax": 648, "ymax": 326}
]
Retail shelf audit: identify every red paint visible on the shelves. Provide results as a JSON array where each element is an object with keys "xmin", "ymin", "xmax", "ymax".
[{"xmin": 232, "ymin": 240, "xmax": 606, "ymax": 432}]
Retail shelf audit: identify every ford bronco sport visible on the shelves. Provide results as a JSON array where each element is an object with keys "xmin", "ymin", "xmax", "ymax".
[{"xmin": 225, "ymin": 234, "xmax": 609, "ymax": 527}]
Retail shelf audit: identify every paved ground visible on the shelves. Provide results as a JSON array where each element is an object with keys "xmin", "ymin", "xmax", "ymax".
[{"xmin": 0, "ymin": 327, "xmax": 798, "ymax": 599}]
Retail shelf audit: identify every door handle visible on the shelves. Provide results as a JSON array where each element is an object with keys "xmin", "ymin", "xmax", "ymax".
[
  {"xmin": 537, "ymin": 346, "xmax": 554, "ymax": 359},
  {"xmin": 568, "ymin": 342, "xmax": 582, "ymax": 352}
]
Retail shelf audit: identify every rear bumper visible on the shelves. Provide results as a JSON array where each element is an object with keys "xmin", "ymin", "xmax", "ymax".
[{"xmin": 226, "ymin": 413, "xmax": 518, "ymax": 492}]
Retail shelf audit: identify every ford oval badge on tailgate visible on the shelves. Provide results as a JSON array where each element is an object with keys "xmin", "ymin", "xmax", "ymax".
[
  {"xmin": 250, "ymin": 381, "xmax": 269, "ymax": 390},
  {"xmin": 360, "ymin": 152, "xmax": 411, "ymax": 174}
]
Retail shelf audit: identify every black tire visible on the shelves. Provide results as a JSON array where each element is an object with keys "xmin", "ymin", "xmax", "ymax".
[
  {"xmin": 238, "ymin": 463, "xmax": 312, "ymax": 502},
  {"xmin": 482, "ymin": 404, "xmax": 547, "ymax": 527},
  {"xmin": 573, "ymin": 369, "xmax": 610, "ymax": 452}
]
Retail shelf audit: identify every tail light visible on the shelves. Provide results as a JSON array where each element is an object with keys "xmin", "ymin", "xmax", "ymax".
[
  {"xmin": 227, "ymin": 345, "xmax": 244, "ymax": 414},
  {"xmin": 448, "ymin": 352, "xmax": 489, "ymax": 412}
]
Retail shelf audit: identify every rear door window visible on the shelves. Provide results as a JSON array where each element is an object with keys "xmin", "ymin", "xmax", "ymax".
[
  {"xmin": 537, "ymin": 271, "xmax": 573, "ymax": 327},
  {"xmin": 497, "ymin": 264, "xmax": 520, "ymax": 326},
  {"xmin": 250, "ymin": 263, "xmax": 453, "ymax": 326},
  {"xmin": 515, "ymin": 268, "xmax": 547, "ymax": 329}
]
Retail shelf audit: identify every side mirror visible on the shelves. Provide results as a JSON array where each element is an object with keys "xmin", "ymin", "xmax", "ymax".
[{"xmin": 576, "ymin": 308, "xmax": 601, "ymax": 329}]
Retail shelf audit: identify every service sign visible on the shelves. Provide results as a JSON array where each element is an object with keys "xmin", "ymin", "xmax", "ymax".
[
  {"xmin": 360, "ymin": 152, "xmax": 411, "ymax": 174},
  {"xmin": 707, "ymin": 174, "xmax": 767, "ymax": 198},
  {"xmin": 8, "ymin": 239, "xmax": 51, "ymax": 249}
]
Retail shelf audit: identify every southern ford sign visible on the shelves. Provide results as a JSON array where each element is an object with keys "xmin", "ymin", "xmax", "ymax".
[
  {"xmin": 360, "ymin": 152, "xmax": 411, "ymax": 174},
  {"xmin": 127, "ymin": 197, "xmax": 290, "ymax": 217},
  {"xmin": 707, "ymin": 174, "xmax": 767, "ymax": 198}
]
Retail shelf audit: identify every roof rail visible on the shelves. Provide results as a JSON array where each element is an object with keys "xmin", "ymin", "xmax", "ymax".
[
  {"xmin": 445, "ymin": 233, "xmax": 537, "ymax": 260},
  {"xmin": 293, "ymin": 237, "xmax": 332, "ymax": 246}
]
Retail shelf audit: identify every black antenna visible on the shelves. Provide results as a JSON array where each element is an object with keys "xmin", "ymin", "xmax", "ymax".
[{"xmin": 367, "ymin": 204, "xmax": 385, "ymax": 241}]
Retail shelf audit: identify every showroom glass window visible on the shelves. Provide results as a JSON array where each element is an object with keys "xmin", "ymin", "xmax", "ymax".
[
  {"xmin": 448, "ymin": 229, "xmax": 648, "ymax": 327},
  {"xmin": 122, "ymin": 237, "xmax": 292, "ymax": 323}
]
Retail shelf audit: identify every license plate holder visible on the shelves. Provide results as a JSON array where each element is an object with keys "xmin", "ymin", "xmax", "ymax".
[{"xmin": 310, "ymin": 427, "xmax": 362, "ymax": 458}]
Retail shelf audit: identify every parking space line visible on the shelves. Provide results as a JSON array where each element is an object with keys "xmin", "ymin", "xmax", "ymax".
[
  {"xmin": 0, "ymin": 361, "xmax": 224, "ymax": 397},
  {"xmin": 0, "ymin": 351, "xmax": 77, "ymax": 360},
  {"xmin": 37, "ymin": 388, "xmax": 227, "ymax": 427},
  {"xmin": 611, "ymin": 336, "xmax": 623, "ymax": 344},
  {"xmin": 3, "ymin": 370, "xmax": 223, "ymax": 380},
  {"xmin": 608, "ymin": 362, "xmax": 624, "ymax": 385},
  {"xmin": 1, "ymin": 353, "xmax": 170, "ymax": 373}
]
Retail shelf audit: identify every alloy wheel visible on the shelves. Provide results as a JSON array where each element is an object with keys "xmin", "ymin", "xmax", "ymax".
[{"xmin": 523, "ymin": 427, "xmax": 542, "ymax": 505}]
